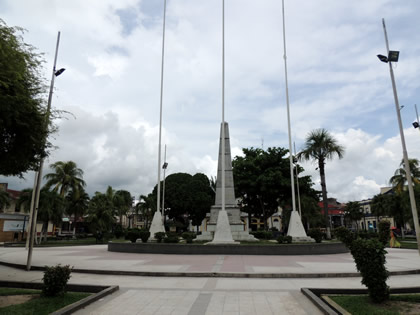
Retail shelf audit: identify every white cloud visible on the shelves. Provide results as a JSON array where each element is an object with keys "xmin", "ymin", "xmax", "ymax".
[{"xmin": 1, "ymin": 0, "xmax": 420, "ymax": 204}]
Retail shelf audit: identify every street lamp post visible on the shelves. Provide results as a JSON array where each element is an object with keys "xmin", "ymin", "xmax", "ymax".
[
  {"xmin": 413, "ymin": 104, "xmax": 420, "ymax": 135},
  {"xmin": 162, "ymin": 145, "xmax": 168, "ymax": 225},
  {"xmin": 26, "ymin": 31, "xmax": 65, "ymax": 270},
  {"xmin": 379, "ymin": 18, "xmax": 420, "ymax": 255}
]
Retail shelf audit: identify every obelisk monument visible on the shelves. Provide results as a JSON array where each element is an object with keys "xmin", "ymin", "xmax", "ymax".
[{"xmin": 197, "ymin": 122, "xmax": 257, "ymax": 242}]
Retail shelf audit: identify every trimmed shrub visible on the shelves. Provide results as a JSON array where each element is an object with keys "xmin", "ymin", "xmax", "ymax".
[
  {"xmin": 284, "ymin": 235, "xmax": 292, "ymax": 244},
  {"xmin": 42, "ymin": 264, "xmax": 72, "ymax": 297},
  {"xmin": 250, "ymin": 231, "xmax": 273, "ymax": 240},
  {"xmin": 378, "ymin": 220, "xmax": 391, "ymax": 246},
  {"xmin": 181, "ymin": 232, "xmax": 196, "ymax": 243},
  {"xmin": 352, "ymin": 238, "xmax": 389, "ymax": 303},
  {"xmin": 164, "ymin": 233, "xmax": 179, "ymax": 243},
  {"xmin": 139, "ymin": 230, "xmax": 151, "ymax": 243},
  {"xmin": 127, "ymin": 229, "xmax": 141, "ymax": 243},
  {"xmin": 357, "ymin": 230, "xmax": 377, "ymax": 240},
  {"xmin": 114, "ymin": 224, "xmax": 124, "ymax": 239},
  {"xmin": 336, "ymin": 226, "xmax": 389, "ymax": 303},
  {"xmin": 307, "ymin": 228, "xmax": 323, "ymax": 243},
  {"xmin": 335, "ymin": 226, "xmax": 355, "ymax": 248},
  {"xmin": 155, "ymin": 232, "xmax": 166, "ymax": 243},
  {"xmin": 276, "ymin": 235, "xmax": 285, "ymax": 244}
]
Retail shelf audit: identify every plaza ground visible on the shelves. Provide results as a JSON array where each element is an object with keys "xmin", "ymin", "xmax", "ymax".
[{"xmin": 0, "ymin": 245, "xmax": 419, "ymax": 314}]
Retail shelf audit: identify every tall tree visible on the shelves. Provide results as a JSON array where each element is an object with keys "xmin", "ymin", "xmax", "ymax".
[
  {"xmin": 297, "ymin": 128, "xmax": 344, "ymax": 239},
  {"xmin": 389, "ymin": 158, "xmax": 420, "ymax": 193},
  {"xmin": 344, "ymin": 201, "xmax": 364, "ymax": 231},
  {"xmin": 233, "ymin": 147, "xmax": 319, "ymax": 231},
  {"xmin": 86, "ymin": 192, "xmax": 115, "ymax": 240},
  {"xmin": 148, "ymin": 172, "xmax": 214, "ymax": 229},
  {"xmin": 17, "ymin": 188, "xmax": 64, "ymax": 242},
  {"xmin": 114, "ymin": 190, "xmax": 132, "ymax": 225},
  {"xmin": 65, "ymin": 188, "xmax": 89, "ymax": 230},
  {"xmin": 44, "ymin": 161, "xmax": 86, "ymax": 198},
  {"xmin": 0, "ymin": 19, "xmax": 52, "ymax": 176}
]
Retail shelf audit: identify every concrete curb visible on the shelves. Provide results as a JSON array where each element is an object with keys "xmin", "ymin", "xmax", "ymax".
[
  {"xmin": 0, "ymin": 280, "xmax": 119, "ymax": 315},
  {"xmin": 301, "ymin": 287, "xmax": 420, "ymax": 315},
  {"xmin": 1, "ymin": 260, "xmax": 420, "ymax": 279},
  {"xmin": 108, "ymin": 241, "xmax": 349, "ymax": 255}
]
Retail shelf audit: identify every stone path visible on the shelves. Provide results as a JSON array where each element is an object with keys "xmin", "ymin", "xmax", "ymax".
[{"xmin": 0, "ymin": 245, "xmax": 419, "ymax": 314}]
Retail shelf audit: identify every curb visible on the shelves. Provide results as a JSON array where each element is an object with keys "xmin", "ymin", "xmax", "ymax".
[
  {"xmin": 1, "ymin": 260, "xmax": 420, "ymax": 279},
  {"xmin": 301, "ymin": 287, "xmax": 420, "ymax": 315},
  {"xmin": 0, "ymin": 280, "xmax": 119, "ymax": 315}
]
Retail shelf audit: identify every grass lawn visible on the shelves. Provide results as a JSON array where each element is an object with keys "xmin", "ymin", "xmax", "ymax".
[
  {"xmin": 0, "ymin": 287, "xmax": 90, "ymax": 315},
  {"xmin": 329, "ymin": 294, "xmax": 420, "ymax": 315}
]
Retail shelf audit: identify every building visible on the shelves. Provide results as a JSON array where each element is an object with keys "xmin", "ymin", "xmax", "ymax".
[
  {"xmin": 0, "ymin": 183, "xmax": 28, "ymax": 242},
  {"xmin": 318, "ymin": 198, "xmax": 346, "ymax": 229}
]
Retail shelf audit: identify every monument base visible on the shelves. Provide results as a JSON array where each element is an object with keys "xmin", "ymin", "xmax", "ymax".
[
  {"xmin": 196, "ymin": 206, "xmax": 258, "ymax": 242},
  {"xmin": 148, "ymin": 211, "xmax": 165, "ymax": 241}
]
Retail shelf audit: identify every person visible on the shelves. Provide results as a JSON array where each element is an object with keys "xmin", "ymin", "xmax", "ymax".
[{"xmin": 390, "ymin": 229, "xmax": 401, "ymax": 248}]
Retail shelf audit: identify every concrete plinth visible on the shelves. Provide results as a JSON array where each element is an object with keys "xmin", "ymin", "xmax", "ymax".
[
  {"xmin": 207, "ymin": 210, "xmax": 237, "ymax": 244},
  {"xmin": 148, "ymin": 211, "xmax": 165, "ymax": 241},
  {"xmin": 287, "ymin": 211, "xmax": 314, "ymax": 243}
]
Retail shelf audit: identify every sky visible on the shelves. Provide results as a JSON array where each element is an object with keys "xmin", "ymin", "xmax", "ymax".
[{"xmin": 1, "ymin": 0, "xmax": 420, "ymax": 203}]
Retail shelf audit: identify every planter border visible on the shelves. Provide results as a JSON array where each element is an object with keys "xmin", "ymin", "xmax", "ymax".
[
  {"xmin": 301, "ymin": 287, "xmax": 420, "ymax": 315},
  {"xmin": 0, "ymin": 280, "xmax": 119, "ymax": 315}
]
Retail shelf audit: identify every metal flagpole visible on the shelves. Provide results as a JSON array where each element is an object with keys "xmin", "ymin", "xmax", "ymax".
[
  {"xmin": 157, "ymin": 0, "xmax": 167, "ymax": 216},
  {"xmin": 294, "ymin": 142, "xmax": 302, "ymax": 217},
  {"xmin": 221, "ymin": 0, "xmax": 225, "ymax": 213},
  {"xmin": 382, "ymin": 18, "xmax": 420, "ymax": 255},
  {"xmin": 27, "ymin": 31, "xmax": 61, "ymax": 271},
  {"xmin": 281, "ymin": 0, "xmax": 297, "ymax": 213}
]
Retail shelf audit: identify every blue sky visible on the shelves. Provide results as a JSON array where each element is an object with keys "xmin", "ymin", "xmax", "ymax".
[{"xmin": 1, "ymin": 0, "xmax": 420, "ymax": 203}]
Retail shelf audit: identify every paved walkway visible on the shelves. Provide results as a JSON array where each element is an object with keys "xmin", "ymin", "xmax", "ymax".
[{"xmin": 0, "ymin": 245, "xmax": 419, "ymax": 314}]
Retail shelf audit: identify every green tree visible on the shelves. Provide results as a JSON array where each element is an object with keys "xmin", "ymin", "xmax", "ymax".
[
  {"xmin": 137, "ymin": 194, "xmax": 156, "ymax": 229},
  {"xmin": 65, "ymin": 188, "xmax": 89, "ymax": 231},
  {"xmin": 0, "ymin": 19, "xmax": 52, "ymax": 176},
  {"xmin": 187, "ymin": 174, "xmax": 214, "ymax": 231},
  {"xmin": 0, "ymin": 190, "xmax": 11, "ymax": 212},
  {"xmin": 389, "ymin": 158, "xmax": 420, "ymax": 193},
  {"xmin": 233, "ymin": 147, "xmax": 319, "ymax": 231},
  {"xmin": 148, "ymin": 172, "xmax": 214, "ymax": 230},
  {"xmin": 297, "ymin": 128, "xmax": 344, "ymax": 239},
  {"xmin": 85, "ymin": 192, "xmax": 115, "ymax": 241},
  {"xmin": 344, "ymin": 201, "xmax": 364, "ymax": 231},
  {"xmin": 17, "ymin": 188, "xmax": 64, "ymax": 243},
  {"xmin": 44, "ymin": 161, "xmax": 86, "ymax": 198},
  {"xmin": 114, "ymin": 190, "xmax": 132, "ymax": 225}
]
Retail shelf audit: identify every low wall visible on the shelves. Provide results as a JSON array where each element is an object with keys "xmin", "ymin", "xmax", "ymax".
[{"xmin": 108, "ymin": 242, "xmax": 348, "ymax": 255}]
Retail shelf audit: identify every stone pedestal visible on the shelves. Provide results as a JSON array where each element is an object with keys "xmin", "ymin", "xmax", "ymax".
[
  {"xmin": 148, "ymin": 211, "xmax": 165, "ymax": 241},
  {"xmin": 196, "ymin": 122, "xmax": 257, "ymax": 242},
  {"xmin": 207, "ymin": 210, "xmax": 237, "ymax": 244},
  {"xmin": 287, "ymin": 210, "xmax": 314, "ymax": 243}
]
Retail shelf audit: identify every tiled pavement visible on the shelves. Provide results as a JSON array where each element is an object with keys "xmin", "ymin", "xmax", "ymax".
[{"xmin": 0, "ymin": 245, "xmax": 419, "ymax": 314}]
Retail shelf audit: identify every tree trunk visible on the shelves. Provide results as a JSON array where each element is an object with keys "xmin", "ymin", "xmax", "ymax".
[{"xmin": 319, "ymin": 159, "xmax": 331, "ymax": 239}]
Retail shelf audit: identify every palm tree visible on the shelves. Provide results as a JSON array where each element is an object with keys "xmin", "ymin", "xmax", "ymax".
[
  {"xmin": 114, "ymin": 190, "xmax": 132, "ymax": 226},
  {"xmin": 17, "ymin": 188, "xmax": 64, "ymax": 243},
  {"xmin": 44, "ymin": 161, "xmax": 86, "ymax": 198},
  {"xmin": 86, "ymin": 192, "xmax": 115, "ymax": 242},
  {"xmin": 66, "ymin": 189, "xmax": 90, "ymax": 231},
  {"xmin": 389, "ymin": 158, "xmax": 420, "ymax": 193},
  {"xmin": 297, "ymin": 128, "xmax": 344, "ymax": 239}
]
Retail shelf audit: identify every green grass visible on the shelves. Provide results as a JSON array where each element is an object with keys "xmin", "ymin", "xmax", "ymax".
[
  {"xmin": 329, "ymin": 294, "xmax": 420, "ymax": 315},
  {"xmin": 0, "ymin": 288, "xmax": 39, "ymax": 296},
  {"xmin": 0, "ymin": 288, "xmax": 90, "ymax": 315}
]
